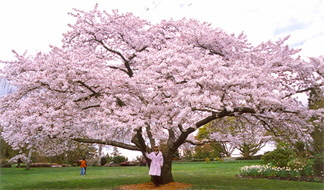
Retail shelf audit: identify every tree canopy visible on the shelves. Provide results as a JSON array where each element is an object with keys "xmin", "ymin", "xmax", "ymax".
[{"xmin": 1, "ymin": 5, "xmax": 323, "ymax": 183}]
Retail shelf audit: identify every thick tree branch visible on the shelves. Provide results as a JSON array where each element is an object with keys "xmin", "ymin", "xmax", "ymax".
[
  {"xmin": 130, "ymin": 127, "xmax": 147, "ymax": 152},
  {"xmin": 145, "ymin": 123, "xmax": 156, "ymax": 147},
  {"xmin": 185, "ymin": 139, "xmax": 230, "ymax": 146},
  {"xmin": 172, "ymin": 107, "xmax": 256, "ymax": 151},
  {"xmin": 107, "ymin": 65, "xmax": 129, "ymax": 74},
  {"xmin": 284, "ymin": 85, "xmax": 323, "ymax": 98},
  {"xmin": 76, "ymin": 80, "xmax": 99, "ymax": 95},
  {"xmin": 82, "ymin": 105, "xmax": 100, "ymax": 110},
  {"xmin": 74, "ymin": 81, "xmax": 102, "ymax": 102},
  {"xmin": 195, "ymin": 39, "xmax": 226, "ymax": 58},
  {"xmin": 73, "ymin": 138, "xmax": 140, "ymax": 151},
  {"xmin": 167, "ymin": 129, "xmax": 176, "ymax": 149},
  {"xmin": 40, "ymin": 82, "xmax": 68, "ymax": 93},
  {"xmin": 115, "ymin": 96, "xmax": 126, "ymax": 107},
  {"xmin": 93, "ymin": 39, "xmax": 133, "ymax": 77}
]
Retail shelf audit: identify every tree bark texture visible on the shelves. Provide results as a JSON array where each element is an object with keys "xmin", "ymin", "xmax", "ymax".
[{"xmin": 160, "ymin": 151, "xmax": 174, "ymax": 184}]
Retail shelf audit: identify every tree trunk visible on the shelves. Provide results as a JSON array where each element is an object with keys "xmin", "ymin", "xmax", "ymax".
[
  {"xmin": 25, "ymin": 149, "xmax": 33, "ymax": 170},
  {"xmin": 98, "ymin": 145, "xmax": 103, "ymax": 166},
  {"xmin": 144, "ymin": 150, "xmax": 174, "ymax": 184},
  {"xmin": 160, "ymin": 152, "xmax": 174, "ymax": 184}
]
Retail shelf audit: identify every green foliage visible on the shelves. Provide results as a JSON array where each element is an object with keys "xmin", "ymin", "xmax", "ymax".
[
  {"xmin": 287, "ymin": 158, "xmax": 310, "ymax": 170},
  {"xmin": 173, "ymin": 150, "xmax": 180, "ymax": 159},
  {"xmin": 313, "ymin": 153, "xmax": 324, "ymax": 176},
  {"xmin": 181, "ymin": 148, "xmax": 193, "ymax": 160},
  {"xmin": 112, "ymin": 155, "xmax": 128, "ymax": 163},
  {"xmin": 239, "ymin": 143, "xmax": 263, "ymax": 160},
  {"xmin": 308, "ymin": 87, "xmax": 324, "ymax": 110},
  {"xmin": 0, "ymin": 137, "xmax": 19, "ymax": 161},
  {"xmin": 235, "ymin": 155, "xmax": 263, "ymax": 160},
  {"xmin": 0, "ymin": 160, "xmax": 11, "ymax": 168},
  {"xmin": 103, "ymin": 147, "xmax": 128, "ymax": 163},
  {"xmin": 261, "ymin": 143, "xmax": 293, "ymax": 167},
  {"xmin": 91, "ymin": 161, "xmax": 98, "ymax": 166},
  {"xmin": 204, "ymin": 157, "xmax": 210, "ymax": 162},
  {"xmin": 196, "ymin": 124, "xmax": 210, "ymax": 140},
  {"xmin": 193, "ymin": 144, "xmax": 218, "ymax": 159},
  {"xmin": 2, "ymin": 141, "xmax": 98, "ymax": 165},
  {"xmin": 197, "ymin": 117, "xmax": 268, "ymax": 160},
  {"xmin": 37, "ymin": 143, "xmax": 97, "ymax": 164},
  {"xmin": 308, "ymin": 87, "xmax": 324, "ymax": 155},
  {"xmin": 310, "ymin": 125, "xmax": 324, "ymax": 155},
  {"xmin": 214, "ymin": 157, "xmax": 224, "ymax": 162},
  {"xmin": 100, "ymin": 157, "xmax": 107, "ymax": 166},
  {"xmin": 293, "ymin": 141, "xmax": 306, "ymax": 158},
  {"xmin": 262, "ymin": 142, "xmax": 321, "ymax": 178}
]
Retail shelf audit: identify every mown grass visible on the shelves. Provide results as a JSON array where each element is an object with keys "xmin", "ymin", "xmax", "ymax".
[{"xmin": 1, "ymin": 162, "xmax": 323, "ymax": 190}]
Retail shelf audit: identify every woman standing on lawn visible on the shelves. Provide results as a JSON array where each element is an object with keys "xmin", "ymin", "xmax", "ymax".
[{"xmin": 145, "ymin": 146, "xmax": 164, "ymax": 186}]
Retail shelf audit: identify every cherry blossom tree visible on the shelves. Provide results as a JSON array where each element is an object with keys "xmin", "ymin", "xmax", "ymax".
[{"xmin": 1, "ymin": 6, "xmax": 322, "ymax": 184}]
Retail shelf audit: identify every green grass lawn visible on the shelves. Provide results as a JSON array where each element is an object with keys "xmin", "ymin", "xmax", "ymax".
[{"xmin": 1, "ymin": 162, "xmax": 323, "ymax": 189}]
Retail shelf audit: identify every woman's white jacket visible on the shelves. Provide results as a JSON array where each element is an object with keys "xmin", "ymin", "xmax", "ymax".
[{"xmin": 145, "ymin": 151, "xmax": 164, "ymax": 176}]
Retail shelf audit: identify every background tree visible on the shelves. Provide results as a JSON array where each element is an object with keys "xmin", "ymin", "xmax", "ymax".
[
  {"xmin": 192, "ymin": 144, "xmax": 219, "ymax": 159},
  {"xmin": 0, "ymin": 6, "xmax": 322, "ymax": 184},
  {"xmin": 100, "ymin": 156, "xmax": 107, "ymax": 166},
  {"xmin": 111, "ymin": 147, "xmax": 128, "ymax": 163},
  {"xmin": 308, "ymin": 85, "xmax": 324, "ymax": 176},
  {"xmin": 179, "ymin": 143, "xmax": 195, "ymax": 160},
  {"xmin": 97, "ymin": 144, "xmax": 103, "ymax": 166},
  {"xmin": 198, "ymin": 117, "xmax": 271, "ymax": 159},
  {"xmin": 196, "ymin": 122, "xmax": 235, "ymax": 157},
  {"xmin": 45, "ymin": 142, "xmax": 97, "ymax": 165},
  {"xmin": 195, "ymin": 124, "xmax": 227, "ymax": 158},
  {"xmin": 308, "ymin": 86, "xmax": 324, "ymax": 154}
]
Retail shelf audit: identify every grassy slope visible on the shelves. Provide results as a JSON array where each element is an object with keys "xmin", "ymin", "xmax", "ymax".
[{"xmin": 1, "ymin": 162, "xmax": 323, "ymax": 190}]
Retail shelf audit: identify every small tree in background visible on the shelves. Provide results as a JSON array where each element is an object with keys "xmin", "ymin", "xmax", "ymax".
[
  {"xmin": 193, "ymin": 144, "xmax": 217, "ymax": 159},
  {"xmin": 197, "ymin": 117, "xmax": 271, "ymax": 159},
  {"xmin": 196, "ymin": 123, "xmax": 235, "ymax": 157},
  {"xmin": 111, "ymin": 147, "xmax": 128, "ymax": 163}
]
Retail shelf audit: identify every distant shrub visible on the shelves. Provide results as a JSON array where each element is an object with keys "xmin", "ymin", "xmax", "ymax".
[
  {"xmin": 214, "ymin": 157, "xmax": 223, "ymax": 162},
  {"xmin": 91, "ymin": 161, "xmax": 98, "ymax": 166},
  {"xmin": 236, "ymin": 155, "xmax": 263, "ymax": 160},
  {"xmin": 101, "ymin": 157, "xmax": 107, "ymax": 166},
  {"xmin": 313, "ymin": 154, "xmax": 324, "ymax": 176},
  {"xmin": 262, "ymin": 148, "xmax": 292, "ymax": 167},
  {"xmin": 0, "ymin": 161, "xmax": 11, "ymax": 168},
  {"xmin": 113, "ymin": 155, "xmax": 127, "ymax": 163}
]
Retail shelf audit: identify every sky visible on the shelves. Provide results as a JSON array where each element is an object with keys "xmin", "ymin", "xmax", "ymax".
[
  {"xmin": 0, "ymin": 0, "xmax": 323, "ymax": 62},
  {"xmin": 0, "ymin": 0, "xmax": 323, "ymax": 159}
]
